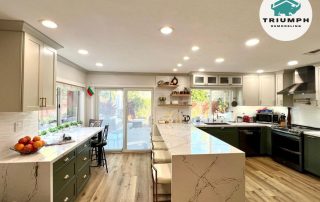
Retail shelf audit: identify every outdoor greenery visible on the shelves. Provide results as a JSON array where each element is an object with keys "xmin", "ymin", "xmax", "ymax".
[
  {"xmin": 127, "ymin": 91, "xmax": 151, "ymax": 120},
  {"xmin": 191, "ymin": 89, "xmax": 210, "ymax": 119}
]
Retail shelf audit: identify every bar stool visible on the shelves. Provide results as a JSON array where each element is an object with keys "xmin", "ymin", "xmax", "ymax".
[
  {"xmin": 152, "ymin": 163, "xmax": 172, "ymax": 202},
  {"xmin": 152, "ymin": 141, "xmax": 168, "ymax": 150},
  {"xmin": 152, "ymin": 150, "xmax": 171, "ymax": 164},
  {"xmin": 91, "ymin": 125, "xmax": 109, "ymax": 172},
  {"xmin": 152, "ymin": 135, "xmax": 164, "ymax": 142}
]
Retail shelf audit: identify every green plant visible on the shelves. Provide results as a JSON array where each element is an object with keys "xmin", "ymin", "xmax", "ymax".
[
  {"xmin": 48, "ymin": 127, "xmax": 58, "ymax": 133},
  {"xmin": 70, "ymin": 121, "xmax": 78, "ymax": 126},
  {"xmin": 57, "ymin": 125, "xmax": 64, "ymax": 130},
  {"xmin": 40, "ymin": 130, "xmax": 47, "ymax": 136},
  {"xmin": 77, "ymin": 121, "xmax": 83, "ymax": 125},
  {"xmin": 64, "ymin": 123, "xmax": 70, "ymax": 128}
]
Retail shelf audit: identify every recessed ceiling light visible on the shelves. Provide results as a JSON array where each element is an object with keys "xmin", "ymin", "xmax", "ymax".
[
  {"xmin": 41, "ymin": 20, "xmax": 58, "ymax": 29},
  {"xmin": 160, "ymin": 26, "xmax": 173, "ymax": 35},
  {"xmin": 215, "ymin": 58, "xmax": 225, "ymax": 63},
  {"xmin": 245, "ymin": 38, "xmax": 260, "ymax": 47},
  {"xmin": 173, "ymin": 68, "xmax": 178, "ymax": 72},
  {"xmin": 191, "ymin": 46, "xmax": 200, "ymax": 52},
  {"xmin": 288, "ymin": 60, "xmax": 298, "ymax": 66},
  {"xmin": 198, "ymin": 68, "xmax": 205, "ymax": 72},
  {"xmin": 183, "ymin": 56, "xmax": 190, "ymax": 61},
  {"xmin": 256, "ymin": 69, "xmax": 264, "ymax": 74},
  {"xmin": 78, "ymin": 49, "xmax": 88, "ymax": 55},
  {"xmin": 96, "ymin": 62, "xmax": 103, "ymax": 67},
  {"xmin": 177, "ymin": 63, "xmax": 182, "ymax": 67}
]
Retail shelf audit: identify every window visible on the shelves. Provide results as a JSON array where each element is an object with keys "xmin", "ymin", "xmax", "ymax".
[
  {"xmin": 39, "ymin": 83, "xmax": 85, "ymax": 131},
  {"xmin": 191, "ymin": 88, "xmax": 242, "ymax": 123}
]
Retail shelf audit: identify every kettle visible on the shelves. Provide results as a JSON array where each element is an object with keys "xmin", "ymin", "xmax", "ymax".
[{"xmin": 183, "ymin": 115, "xmax": 190, "ymax": 123}]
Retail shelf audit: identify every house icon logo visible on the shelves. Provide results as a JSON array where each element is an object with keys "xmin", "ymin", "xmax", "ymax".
[
  {"xmin": 260, "ymin": 0, "xmax": 312, "ymax": 41},
  {"xmin": 271, "ymin": 0, "xmax": 301, "ymax": 16}
]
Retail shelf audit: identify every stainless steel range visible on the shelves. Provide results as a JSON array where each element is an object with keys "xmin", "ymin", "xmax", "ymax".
[{"xmin": 271, "ymin": 125, "xmax": 314, "ymax": 172}]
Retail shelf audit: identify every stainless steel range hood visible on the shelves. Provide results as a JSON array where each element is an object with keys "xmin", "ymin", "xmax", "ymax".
[{"xmin": 277, "ymin": 66, "xmax": 316, "ymax": 95}]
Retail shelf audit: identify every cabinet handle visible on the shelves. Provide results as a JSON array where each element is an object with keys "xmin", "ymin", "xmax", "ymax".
[
  {"xmin": 83, "ymin": 174, "xmax": 87, "ymax": 179},
  {"xmin": 39, "ymin": 98, "xmax": 43, "ymax": 107},
  {"xmin": 64, "ymin": 197, "xmax": 69, "ymax": 202},
  {"xmin": 64, "ymin": 157, "xmax": 69, "ymax": 162},
  {"xmin": 64, "ymin": 174, "xmax": 70, "ymax": 180},
  {"xmin": 83, "ymin": 157, "xmax": 88, "ymax": 161}
]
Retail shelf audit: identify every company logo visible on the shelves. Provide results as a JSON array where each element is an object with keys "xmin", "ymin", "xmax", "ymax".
[{"xmin": 260, "ymin": 0, "xmax": 312, "ymax": 41}]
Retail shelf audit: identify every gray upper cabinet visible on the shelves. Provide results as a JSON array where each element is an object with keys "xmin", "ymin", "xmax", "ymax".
[
  {"xmin": 193, "ymin": 74, "xmax": 206, "ymax": 85},
  {"xmin": 218, "ymin": 76, "xmax": 230, "ymax": 85},
  {"xmin": 0, "ymin": 20, "xmax": 62, "ymax": 112},
  {"xmin": 242, "ymin": 75, "xmax": 259, "ymax": 106},
  {"xmin": 207, "ymin": 75, "xmax": 218, "ymax": 85},
  {"xmin": 259, "ymin": 74, "xmax": 275, "ymax": 106}
]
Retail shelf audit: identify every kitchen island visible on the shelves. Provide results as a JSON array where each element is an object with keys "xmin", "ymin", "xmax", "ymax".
[
  {"xmin": 155, "ymin": 124, "xmax": 245, "ymax": 202},
  {"xmin": 0, "ymin": 127, "xmax": 103, "ymax": 202}
]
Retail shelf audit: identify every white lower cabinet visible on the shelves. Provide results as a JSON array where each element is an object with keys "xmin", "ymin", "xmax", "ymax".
[{"xmin": 242, "ymin": 74, "xmax": 276, "ymax": 106}]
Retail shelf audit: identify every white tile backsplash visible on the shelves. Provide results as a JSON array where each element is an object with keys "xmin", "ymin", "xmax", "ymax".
[{"xmin": 0, "ymin": 112, "xmax": 38, "ymax": 154}]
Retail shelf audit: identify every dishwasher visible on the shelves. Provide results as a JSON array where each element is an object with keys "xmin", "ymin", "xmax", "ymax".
[{"xmin": 238, "ymin": 127, "xmax": 261, "ymax": 156}]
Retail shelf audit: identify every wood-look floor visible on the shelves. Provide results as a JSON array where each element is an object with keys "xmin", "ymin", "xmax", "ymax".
[{"xmin": 76, "ymin": 154, "xmax": 320, "ymax": 202}]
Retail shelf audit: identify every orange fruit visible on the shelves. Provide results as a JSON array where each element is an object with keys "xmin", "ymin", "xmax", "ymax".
[
  {"xmin": 40, "ymin": 140, "xmax": 46, "ymax": 147},
  {"xmin": 33, "ymin": 136, "xmax": 41, "ymax": 142},
  {"xmin": 14, "ymin": 143, "xmax": 24, "ymax": 151},
  {"xmin": 22, "ymin": 144, "xmax": 33, "ymax": 154},
  {"xmin": 33, "ymin": 141, "xmax": 43, "ymax": 149}
]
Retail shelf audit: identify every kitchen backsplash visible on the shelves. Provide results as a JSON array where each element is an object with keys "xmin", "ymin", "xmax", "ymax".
[
  {"xmin": 233, "ymin": 105, "xmax": 320, "ymax": 128},
  {"xmin": 0, "ymin": 112, "xmax": 38, "ymax": 154}
]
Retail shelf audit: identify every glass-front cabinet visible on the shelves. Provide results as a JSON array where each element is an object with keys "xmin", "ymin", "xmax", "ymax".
[{"xmin": 192, "ymin": 74, "xmax": 242, "ymax": 86}]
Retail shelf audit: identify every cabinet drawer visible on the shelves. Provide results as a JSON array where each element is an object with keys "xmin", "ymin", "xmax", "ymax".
[
  {"xmin": 54, "ymin": 176, "xmax": 76, "ymax": 202},
  {"xmin": 77, "ymin": 140, "xmax": 90, "ymax": 154},
  {"xmin": 77, "ymin": 163, "xmax": 90, "ymax": 194},
  {"xmin": 53, "ymin": 150, "xmax": 75, "ymax": 172},
  {"xmin": 54, "ymin": 159, "xmax": 75, "ymax": 194},
  {"xmin": 76, "ymin": 148, "xmax": 90, "ymax": 172}
]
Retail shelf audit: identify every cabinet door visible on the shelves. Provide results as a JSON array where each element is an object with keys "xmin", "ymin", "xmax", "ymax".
[
  {"xmin": 304, "ymin": 135, "xmax": 320, "ymax": 176},
  {"xmin": 41, "ymin": 46, "xmax": 56, "ymax": 108},
  {"xmin": 207, "ymin": 76, "xmax": 218, "ymax": 85},
  {"xmin": 23, "ymin": 34, "xmax": 41, "ymax": 111},
  {"xmin": 276, "ymin": 73, "xmax": 283, "ymax": 106},
  {"xmin": 193, "ymin": 75, "xmax": 206, "ymax": 85},
  {"xmin": 242, "ymin": 75, "xmax": 259, "ymax": 106},
  {"xmin": 219, "ymin": 76, "xmax": 230, "ymax": 85},
  {"xmin": 259, "ymin": 75, "xmax": 275, "ymax": 106},
  {"xmin": 230, "ymin": 76, "xmax": 243, "ymax": 85}
]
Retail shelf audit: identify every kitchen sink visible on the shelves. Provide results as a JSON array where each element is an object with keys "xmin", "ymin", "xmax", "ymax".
[{"xmin": 204, "ymin": 122, "xmax": 230, "ymax": 125}]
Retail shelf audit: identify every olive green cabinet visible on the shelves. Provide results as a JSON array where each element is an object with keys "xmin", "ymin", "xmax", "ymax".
[
  {"xmin": 260, "ymin": 127, "xmax": 272, "ymax": 155},
  {"xmin": 53, "ymin": 140, "xmax": 91, "ymax": 202},
  {"xmin": 304, "ymin": 135, "xmax": 320, "ymax": 176},
  {"xmin": 200, "ymin": 127, "xmax": 239, "ymax": 148}
]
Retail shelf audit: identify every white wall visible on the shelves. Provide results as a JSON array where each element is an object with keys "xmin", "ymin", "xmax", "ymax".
[{"xmin": 56, "ymin": 61, "xmax": 87, "ymax": 87}]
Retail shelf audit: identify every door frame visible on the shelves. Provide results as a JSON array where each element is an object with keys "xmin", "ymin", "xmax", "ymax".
[{"xmin": 95, "ymin": 87, "xmax": 154, "ymax": 153}]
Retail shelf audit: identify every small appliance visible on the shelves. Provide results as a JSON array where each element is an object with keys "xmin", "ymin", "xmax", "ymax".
[{"xmin": 256, "ymin": 113, "xmax": 279, "ymax": 123}]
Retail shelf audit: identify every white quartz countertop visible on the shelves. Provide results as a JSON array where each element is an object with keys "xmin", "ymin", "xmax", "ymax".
[
  {"xmin": 304, "ymin": 131, "xmax": 320, "ymax": 138},
  {"xmin": 0, "ymin": 127, "xmax": 103, "ymax": 163},
  {"xmin": 194, "ymin": 122, "xmax": 274, "ymax": 128},
  {"xmin": 156, "ymin": 124, "xmax": 244, "ymax": 156}
]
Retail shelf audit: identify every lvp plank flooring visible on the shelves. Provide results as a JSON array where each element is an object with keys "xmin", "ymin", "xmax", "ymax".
[{"xmin": 76, "ymin": 154, "xmax": 320, "ymax": 202}]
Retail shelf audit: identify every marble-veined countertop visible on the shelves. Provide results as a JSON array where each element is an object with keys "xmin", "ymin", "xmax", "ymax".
[
  {"xmin": 0, "ymin": 127, "xmax": 103, "ymax": 164},
  {"xmin": 156, "ymin": 124, "xmax": 244, "ymax": 155},
  {"xmin": 194, "ymin": 122, "xmax": 274, "ymax": 128},
  {"xmin": 304, "ymin": 131, "xmax": 320, "ymax": 138}
]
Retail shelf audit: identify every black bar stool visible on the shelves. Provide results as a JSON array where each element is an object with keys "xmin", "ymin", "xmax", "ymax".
[{"xmin": 91, "ymin": 125, "xmax": 109, "ymax": 172}]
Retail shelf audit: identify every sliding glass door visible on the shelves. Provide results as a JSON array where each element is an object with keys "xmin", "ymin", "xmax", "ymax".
[
  {"xmin": 126, "ymin": 90, "xmax": 152, "ymax": 150},
  {"xmin": 97, "ymin": 88, "xmax": 152, "ymax": 151},
  {"xmin": 97, "ymin": 89, "xmax": 124, "ymax": 151}
]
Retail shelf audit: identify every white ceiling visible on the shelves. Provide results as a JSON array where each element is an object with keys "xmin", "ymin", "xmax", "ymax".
[{"xmin": 0, "ymin": 0, "xmax": 320, "ymax": 73}]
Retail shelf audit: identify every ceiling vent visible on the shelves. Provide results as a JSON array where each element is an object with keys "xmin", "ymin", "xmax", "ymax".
[{"xmin": 304, "ymin": 49, "xmax": 320, "ymax": 55}]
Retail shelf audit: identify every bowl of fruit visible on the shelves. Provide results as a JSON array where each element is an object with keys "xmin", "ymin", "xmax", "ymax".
[{"xmin": 12, "ymin": 136, "xmax": 46, "ymax": 155}]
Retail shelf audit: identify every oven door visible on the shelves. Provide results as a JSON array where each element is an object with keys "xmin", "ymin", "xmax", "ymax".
[{"xmin": 271, "ymin": 129, "xmax": 303, "ymax": 171}]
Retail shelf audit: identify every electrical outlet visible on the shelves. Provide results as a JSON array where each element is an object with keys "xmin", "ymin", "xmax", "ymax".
[{"xmin": 14, "ymin": 121, "xmax": 23, "ymax": 132}]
